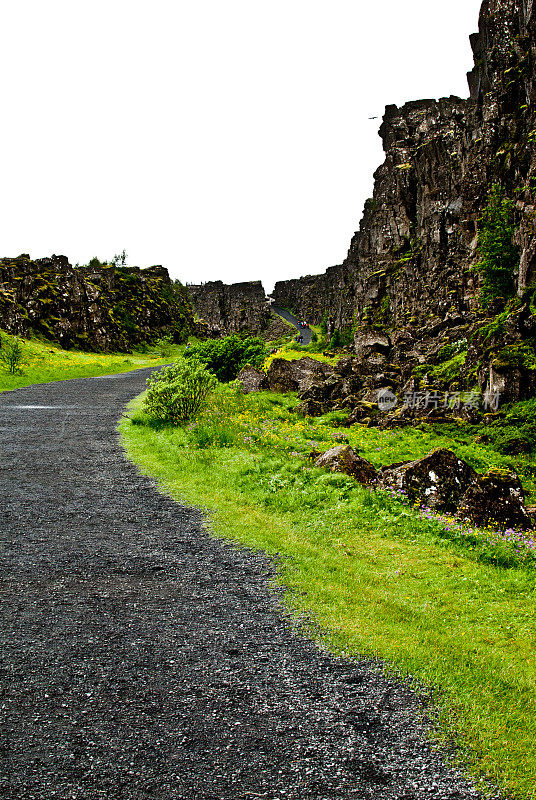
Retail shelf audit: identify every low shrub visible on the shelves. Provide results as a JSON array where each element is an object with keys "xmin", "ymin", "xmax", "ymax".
[
  {"xmin": 153, "ymin": 333, "xmax": 175, "ymax": 359},
  {"xmin": 184, "ymin": 334, "xmax": 266, "ymax": 382},
  {"xmin": 143, "ymin": 359, "xmax": 217, "ymax": 424}
]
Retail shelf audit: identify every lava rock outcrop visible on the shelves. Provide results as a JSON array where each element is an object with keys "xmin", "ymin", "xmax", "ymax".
[{"xmin": 0, "ymin": 254, "xmax": 194, "ymax": 351}]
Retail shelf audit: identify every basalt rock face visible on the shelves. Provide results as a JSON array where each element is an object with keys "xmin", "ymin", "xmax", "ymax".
[
  {"xmin": 272, "ymin": 263, "xmax": 356, "ymax": 334},
  {"xmin": 273, "ymin": 0, "xmax": 536, "ymax": 404},
  {"xmin": 187, "ymin": 280, "xmax": 270, "ymax": 337},
  {"xmin": 0, "ymin": 254, "xmax": 194, "ymax": 351}
]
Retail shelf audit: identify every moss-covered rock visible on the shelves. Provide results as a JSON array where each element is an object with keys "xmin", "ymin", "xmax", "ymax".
[{"xmin": 0, "ymin": 255, "xmax": 195, "ymax": 352}]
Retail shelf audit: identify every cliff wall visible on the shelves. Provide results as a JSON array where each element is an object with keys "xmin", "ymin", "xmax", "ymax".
[
  {"xmin": 0, "ymin": 254, "xmax": 194, "ymax": 351},
  {"xmin": 273, "ymin": 0, "xmax": 536, "ymax": 336},
  {"xmin": 187, "ymin": 280, "xmax": 271, "ymax": 336}
]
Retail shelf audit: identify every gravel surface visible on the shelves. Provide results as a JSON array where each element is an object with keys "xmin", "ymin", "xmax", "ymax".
[
  {"xmin": 0, "ymin": 370, "xmax": 498, "ymax": 799},
  {"xmin": 271, "ymin": 307, "xmax": 313, "ymax": 346}
]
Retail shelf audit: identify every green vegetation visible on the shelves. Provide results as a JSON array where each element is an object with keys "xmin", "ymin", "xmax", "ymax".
[
  {"xmin": 477, "ymin": 397, "xmax": 536, "ymax": 455},
  {"xmin": 0, "ymin": 329, "xmax": 185, "ymax": 393},
  {"xmin": 121, "ymin": 381, "xmax": 536, "ymax": 799},
  {"xmin": 153, "ymin": 333, "xmax": 175, "ymax": 359},
  {"xmin": 263, "ymin": 326, "xmax": 334, "ymax": 368},
  {"xmin": 1, "ymin": 336, "xmax": 23, "ymax": 374},
  {"xmin": 329, "ymin": 326, "xmax": 353, "ymax": 349},
  {"xmin": 414, "ymin": 351, "xmax": 467, "ymax": 387},
  {"xmin": 476, "ymin": 183, "xmax": 519, "ymax": 304},
  {"xmin": 142, "ymin": 359, "xmax": 217, "ymax": 424},
  {"xmin": 184, "ymin": 334, "xmax": 267, "ymax": 382}
]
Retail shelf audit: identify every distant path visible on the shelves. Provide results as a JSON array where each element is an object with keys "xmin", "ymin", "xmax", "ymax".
[
  {"xmin": 271, "ymin": 305, "xmax": 313, "ymax": 345},
  {"xmin": 0, "ymin": 371, "xmax": 490, "ymax": 799}
]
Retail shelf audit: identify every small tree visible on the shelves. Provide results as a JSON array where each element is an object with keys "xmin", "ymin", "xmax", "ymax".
[
  {"xmin": 476, "ymin": 184, "xmax": 519, "ymax": 303},
  {"xmin": 154, "ymin": 333, "xmax": 174, "ymax": 358},
  {"xmin": 112, "ymin": 249, "xmax": 128, "ymax": 268},
  {"xmin": 1, "ymin": 337, "xmax": 24, "ymax": 374},
  {"xmin": 143, "ymin": 358, "xmax": 217, "ymax": 424}
]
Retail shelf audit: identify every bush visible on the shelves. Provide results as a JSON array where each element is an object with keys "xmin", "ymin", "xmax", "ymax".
[
  {"xmin": 184, "ymin": 334, "xmax": 266, "ymax": 382},
  {"xmin": 142, "ymin": 359, "xmax": 217, "ymax": 424},
  {"xmin": 329, "ymin": 329, "xmax": 343, "ymax": 349}
]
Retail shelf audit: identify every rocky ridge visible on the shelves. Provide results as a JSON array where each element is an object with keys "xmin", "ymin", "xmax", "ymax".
[
  {"xmin": 0, "ymin": 254, "xmax": 195, "ymax": 351},
  {"xmin": 186, "ymin": 280, "xmax": 270, "ymax": 337},
  {"xmin": 185, "ymin": 2, "xmax": 536, "ymax": 410}
]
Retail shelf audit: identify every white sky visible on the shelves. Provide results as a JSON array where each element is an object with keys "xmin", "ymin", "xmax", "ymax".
[{"xmin": 0, "ymin": 0, "xmax": 483, "ymax": 293}]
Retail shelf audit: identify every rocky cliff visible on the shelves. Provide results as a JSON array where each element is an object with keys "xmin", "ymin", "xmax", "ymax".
[
  {"xmin": 272, "ymin": 0, "xmax": 536, "ymax": 402},
  {"xmin": 0, "ymin": 254, "xmax": 194, "ymax": 351},
  {"xmin": 187, "ymin": 280, "xmax": 270, "ymax": 336}
]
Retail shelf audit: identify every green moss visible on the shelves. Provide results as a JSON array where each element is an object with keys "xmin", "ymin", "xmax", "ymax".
[
  {"xmin": 481, "ymin": 467, "xmax": 514, "ymax": 482},
  {"xmin": 492, "ymin": 344, "xmax": 536, "ymax": 372}
]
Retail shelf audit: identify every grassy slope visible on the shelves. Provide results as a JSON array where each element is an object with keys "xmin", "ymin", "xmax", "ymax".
[
  {"xmin": 0, "ymin": 330, "xmax": 186, "ymax": 393},
  {"xmin": 120, "ymin": 385, "xmax": 536, "ymax": 800}
]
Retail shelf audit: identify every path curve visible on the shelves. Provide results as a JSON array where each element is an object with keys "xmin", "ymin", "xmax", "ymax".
[
  {"xmin": 0, "ymin": 371, "xmax": 490, "ymax": 799},
  {"xmin": 271, "ymin": 306, "xmax": 313, "ymax": 345}
]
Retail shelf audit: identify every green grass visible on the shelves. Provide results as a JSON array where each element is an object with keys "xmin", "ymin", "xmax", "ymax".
[
  {"xmin": 0, "ymin": 329, "xmax": 187, "ymax": 393},
  {"xmin": 120, "ymin": 384, "xmax": 536, "ymax": 799}
]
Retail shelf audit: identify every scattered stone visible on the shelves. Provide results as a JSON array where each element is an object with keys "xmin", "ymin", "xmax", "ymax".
[
  {"xmin": 342, "ymin": 402, "xmax": 378, "ymax": 427},
  {"xmin": 314, "ymin": 445, "xmax": 378, "ymax": 484}
]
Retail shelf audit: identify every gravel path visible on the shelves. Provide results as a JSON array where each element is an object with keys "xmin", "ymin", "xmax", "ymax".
[
  {"xmin": 271, "ymin": 307, "xmax": 313, "ymax": 346},
  {"xmin": 0, "ymin": 371, "xmax": 495, "ymax": 799}
]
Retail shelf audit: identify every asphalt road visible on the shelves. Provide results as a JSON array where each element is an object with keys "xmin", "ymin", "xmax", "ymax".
[
  {"xmin": 271, "ymin": 306, "xmax": 313, "ymax": 345},
  {"xmin": 0, "ymin": 370, "xmax": 492, "ymax": 799}
]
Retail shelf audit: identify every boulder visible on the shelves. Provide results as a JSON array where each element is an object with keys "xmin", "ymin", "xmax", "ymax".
[
  {"xmin": 457, "ymin": 468, "xmax": 533, "ymax": 530},
  {"xmin": 295, "ymin": 400, "xmax": 325, "ymax": 417},
  {"xmin": 484, "ymin": 362, "xmax": 523, "ymax": 407},
  {"xmin": 298, "ymin": 383, "xmax": 332, "ymax": 403},
  {"xmin": 342, "ymin": 402, "xmax": 377, "ymax": 426},
  {"xmin": 314, "ymin": 446, "xmax": 378, "ymax": 484},
  {"xmin": 341, "ymin": 375, "xmax": 364, "ymax": 396},
  {"xmin": 333, "ymin": 356, "xmax": 358, "ymax": 378},
  {"xmin": 266, "ymin": 357, "xmax": 333, "ymax": 393},
  {"xmin": 266, "ymin": 358, "xmax": 300, "ymax": 392},
  {"xmin": 236, "ymin": 365, "xmax": 268, "ymax": 393},
  {"xmin": 379, "ymin": 448, "xmax": 476, "ymax": 511},
  {"xmin": 354, "ymin": 327, "xmax": 391, "ymax": 360}
]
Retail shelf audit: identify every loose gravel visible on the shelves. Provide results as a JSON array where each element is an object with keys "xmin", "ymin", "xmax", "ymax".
[{"xmin": 0, "ymin": 370, "xmax": 499, "ymax": 799}]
